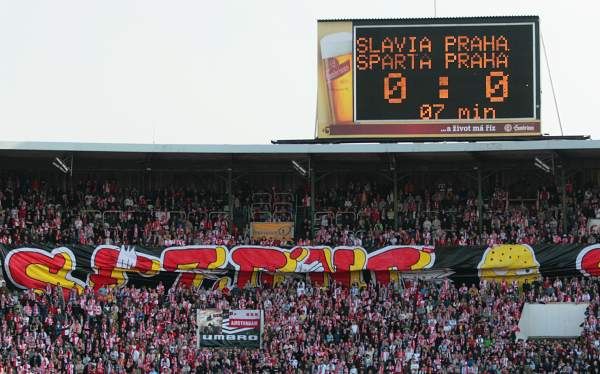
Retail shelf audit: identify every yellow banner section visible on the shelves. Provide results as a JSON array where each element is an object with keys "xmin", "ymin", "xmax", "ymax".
[{"xmin": 250, "ymin": 222, "xmax": 294, "ymax": 241}]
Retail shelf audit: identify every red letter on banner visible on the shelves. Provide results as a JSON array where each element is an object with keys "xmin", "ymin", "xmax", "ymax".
[
  {"xmin": 4, "ymin": 247, "xmax": 85, "ymax": 298},
  {"xmin": 577, "ymin": 245, "xmax": 600, "ymax": 277},
  {"xmin": 331, "ymin": 247, "xmax": 367, "ymax": 287},
  {"xmin": 88, "ymin": 245, "xmax": 160, "ymax": 292},
  {"xmin": 162, "ymin": 246, "xmax": 227, "ymax": 287},
  {"xmin": 289, "ymin": 246, "xmax": 334, "ymax": 286},
  {"xmin": 229, "ymin": 246, "xmax": 292, "ymax": 287},
  {"xmin": 367, "ymin": 246, "xmax": 434, "ymax": 284}
]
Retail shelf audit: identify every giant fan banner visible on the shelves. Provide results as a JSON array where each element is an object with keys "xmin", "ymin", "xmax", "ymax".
[{"xmin": 0, "ymin": 243, "xmax": 599, "ymax": 295}]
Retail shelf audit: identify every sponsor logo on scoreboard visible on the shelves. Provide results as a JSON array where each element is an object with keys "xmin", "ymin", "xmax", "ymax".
[{"xmin": 326, "ymin": 121, "xmax": 540, "ymax": 137}]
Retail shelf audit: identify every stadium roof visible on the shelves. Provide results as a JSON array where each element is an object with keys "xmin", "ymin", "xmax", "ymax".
[
  {"xmin": 1, "ymin": 139, "xmax": 599, "ymax": 174},
  {"xmin": 0, "ymin": 139, "xmax": 599, "ymax": 155}
]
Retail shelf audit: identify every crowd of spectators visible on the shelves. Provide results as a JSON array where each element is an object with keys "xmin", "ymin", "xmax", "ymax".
[
  {"xmin": 0, "ymin": 276, "xmax": 598, "ymax": 372},
  {"xmin": 0, "ymin": 177, "xmax": 245, "ymax": 248},
  {"xmin": 1, "ymin": 175, "xmax": 600, "ymax": 372},
  {"xmin": 308, "ymin": 179, "xmax": 600, "ymax": 248},
  {"xmin": 2, "ymin": 174, "xmax": 600, "ymax": 248}
]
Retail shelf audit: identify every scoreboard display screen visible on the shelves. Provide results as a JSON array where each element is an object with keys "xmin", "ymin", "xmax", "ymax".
[
  {"xmin": 354, "ymin": 22, "xmax": 538, "ymax": 122},
  {"xmin": 316, "ymin": 17, "xmax": 541, "ymax": 139}
]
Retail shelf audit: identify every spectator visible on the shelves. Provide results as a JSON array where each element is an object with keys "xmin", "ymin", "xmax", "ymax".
[{"xmin": 0, "ymin": 276, "xmax": 598, "ymax": 372}]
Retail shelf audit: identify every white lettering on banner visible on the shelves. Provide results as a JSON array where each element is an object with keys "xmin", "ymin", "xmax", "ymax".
[
  {"xmin": 201, "ymin": 334, "xmax": 258, "ymax": 341},
  {"xmin": 230, "ymin": 310, "xmax": 260, "ymax": 319},
  {"xmin": 230, "ymin": 320, "xmax": 259, "ymax": 327}
]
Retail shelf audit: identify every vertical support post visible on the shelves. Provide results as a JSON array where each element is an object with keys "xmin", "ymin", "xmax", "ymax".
[
  {"xmin": 196, "ymin": 309, "xmax": 200, "ymax": 349},
  {"xmin": 477, "ymin": 167, "xmax": 483, "ymax": 234},
  {"xmin": 227, "ymin": 168, "xmax": 233, "ymax": 217},
  {"xmin": 561, "ymin": 166, "xmax": 567, "ymax": 234},
  {"xmin": 69, "ymin": 155, "xmax": 74, "ymax": 194},
  {"xmin": 310, "ymin": 159, "xmax": 315, "ymax": 240},
  {"xmin": 393, "ymin": 168, "xmax": 399, "ymax": 230}
]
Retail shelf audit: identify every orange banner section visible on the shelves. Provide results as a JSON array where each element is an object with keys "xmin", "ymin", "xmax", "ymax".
[{"xmin": 250, "ymin": 222, "xmax": 294, "ymax": 241}]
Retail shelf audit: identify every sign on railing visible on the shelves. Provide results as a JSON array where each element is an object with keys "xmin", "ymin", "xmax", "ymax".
[
  {"xmin": 197, "ymin": 309, "xmax": 263, "ymax": 349},
  {"xmin": 250, "ymin": 222, "xmax": 294, "ymax": 241}
]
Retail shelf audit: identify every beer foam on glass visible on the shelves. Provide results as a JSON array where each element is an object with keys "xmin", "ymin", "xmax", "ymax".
[{"xmin": 320, "ymin": 32, "xmax": 353, "ymax": 125}]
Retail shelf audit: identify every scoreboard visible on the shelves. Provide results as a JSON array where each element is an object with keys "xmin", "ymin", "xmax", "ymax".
[
  {"xmin": 316, "ymin": 17, "xmax": 540, "ymax": 139},
  {"xmin": 355, "ymin": 22, "xmax": 538, "ymax": 122}
]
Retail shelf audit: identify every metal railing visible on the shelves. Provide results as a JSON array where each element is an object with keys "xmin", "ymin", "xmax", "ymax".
[
  {"xmin": 209, "ymin": 211, "xmax": 231, "ymax": 222},
  {"xmin": 313, "ymin": 211, "xmax": 334, "ymax": 228},
  {"xmin": 168, "ymin": 210, "xmax": 187, "ymax": 222},
  {"xmin": 273, "ymin": 202, "xmax": 293, "ymax": 211},
  {"xmin": 81, "ymin": 209, "xmax": 102, "ymax": 222},
  {"xmin": 187, "ymin": 211, "xmax": 208, "ymax": 223},
  {"xmin": 251, "ymin": 211, "xmax": 272, "ymax": 222},
  {"xmin": 102, "ymin": 210, "xmax": 123, "ymax": 224},
  {"xmin": 273, "ymin": 211, "xmax": 293, "ymax": 222},
  {"xmin": 252, "ymin": 202, "xmax": 272, "ymax": 212},
  {"xmin": 335, "ymin": 211, "xmax": 356, "ymax": 227},
  {"xmin": 251, "ymin": 192, "xmax": 272, "ymax": 203},
  {"xmin": 355, "ymin": 229, "xmax": 366, "ymax": 239},
  {"xmin": 274, "ymin": 192, "xmax": 294, "ymax": 203}
]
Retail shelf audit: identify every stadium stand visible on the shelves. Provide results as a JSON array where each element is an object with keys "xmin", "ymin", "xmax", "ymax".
[
  {"xmin": 1, "ymin": 140, "xmax": 600, "ymax": 372},
  {"xmin": 0, "ymin": 278, "xmax": 598, "ymax": 372},
  {"xmin": 0, "ymin": 172, "xmax": 596, "ymax": 247}
]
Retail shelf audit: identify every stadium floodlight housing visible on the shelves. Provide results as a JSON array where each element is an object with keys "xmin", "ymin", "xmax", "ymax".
[
  {"xmin": 52, "ymin": 161, "xmax": 68, "ymax": 173},
  {"xmin": 291, "ymin": 160, "xmax": 307, "ymax": 177},
  {"xmin": 534, "ymin": 157, "xmax": 552, "ymax": 174},
  {"xmin": 52, "ymin": 156, "xmax": 72, "ymax": 175},
  {"xmin": 54, "ymin": 157, "xmax": 69, "ymax": 171}
]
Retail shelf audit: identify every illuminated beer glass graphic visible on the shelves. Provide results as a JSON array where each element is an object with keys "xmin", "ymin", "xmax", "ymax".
[{"xmin": 320, "ymin": 32, "xmax": 353, "ymax": 124}]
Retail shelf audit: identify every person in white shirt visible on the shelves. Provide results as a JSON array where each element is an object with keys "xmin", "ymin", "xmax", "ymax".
[
  {"xmin": 297, "ymin": 280, "xmax": 305, "ymax": 297},
  {"xmin": 423, "ymin": 218, "xmax": 432, "ymax": 232},
  {"xmin": 132, "ymin": 346, "xmax": 140, "ymax": 363},
  {"xmin": 317, "ymin": 362, "xmax": 328, "ymax": 374}
]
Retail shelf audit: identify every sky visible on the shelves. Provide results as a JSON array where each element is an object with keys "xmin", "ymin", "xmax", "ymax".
[{"xmin": 0, "ymin": 0, "xmax": 596, "ymax": 144}]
